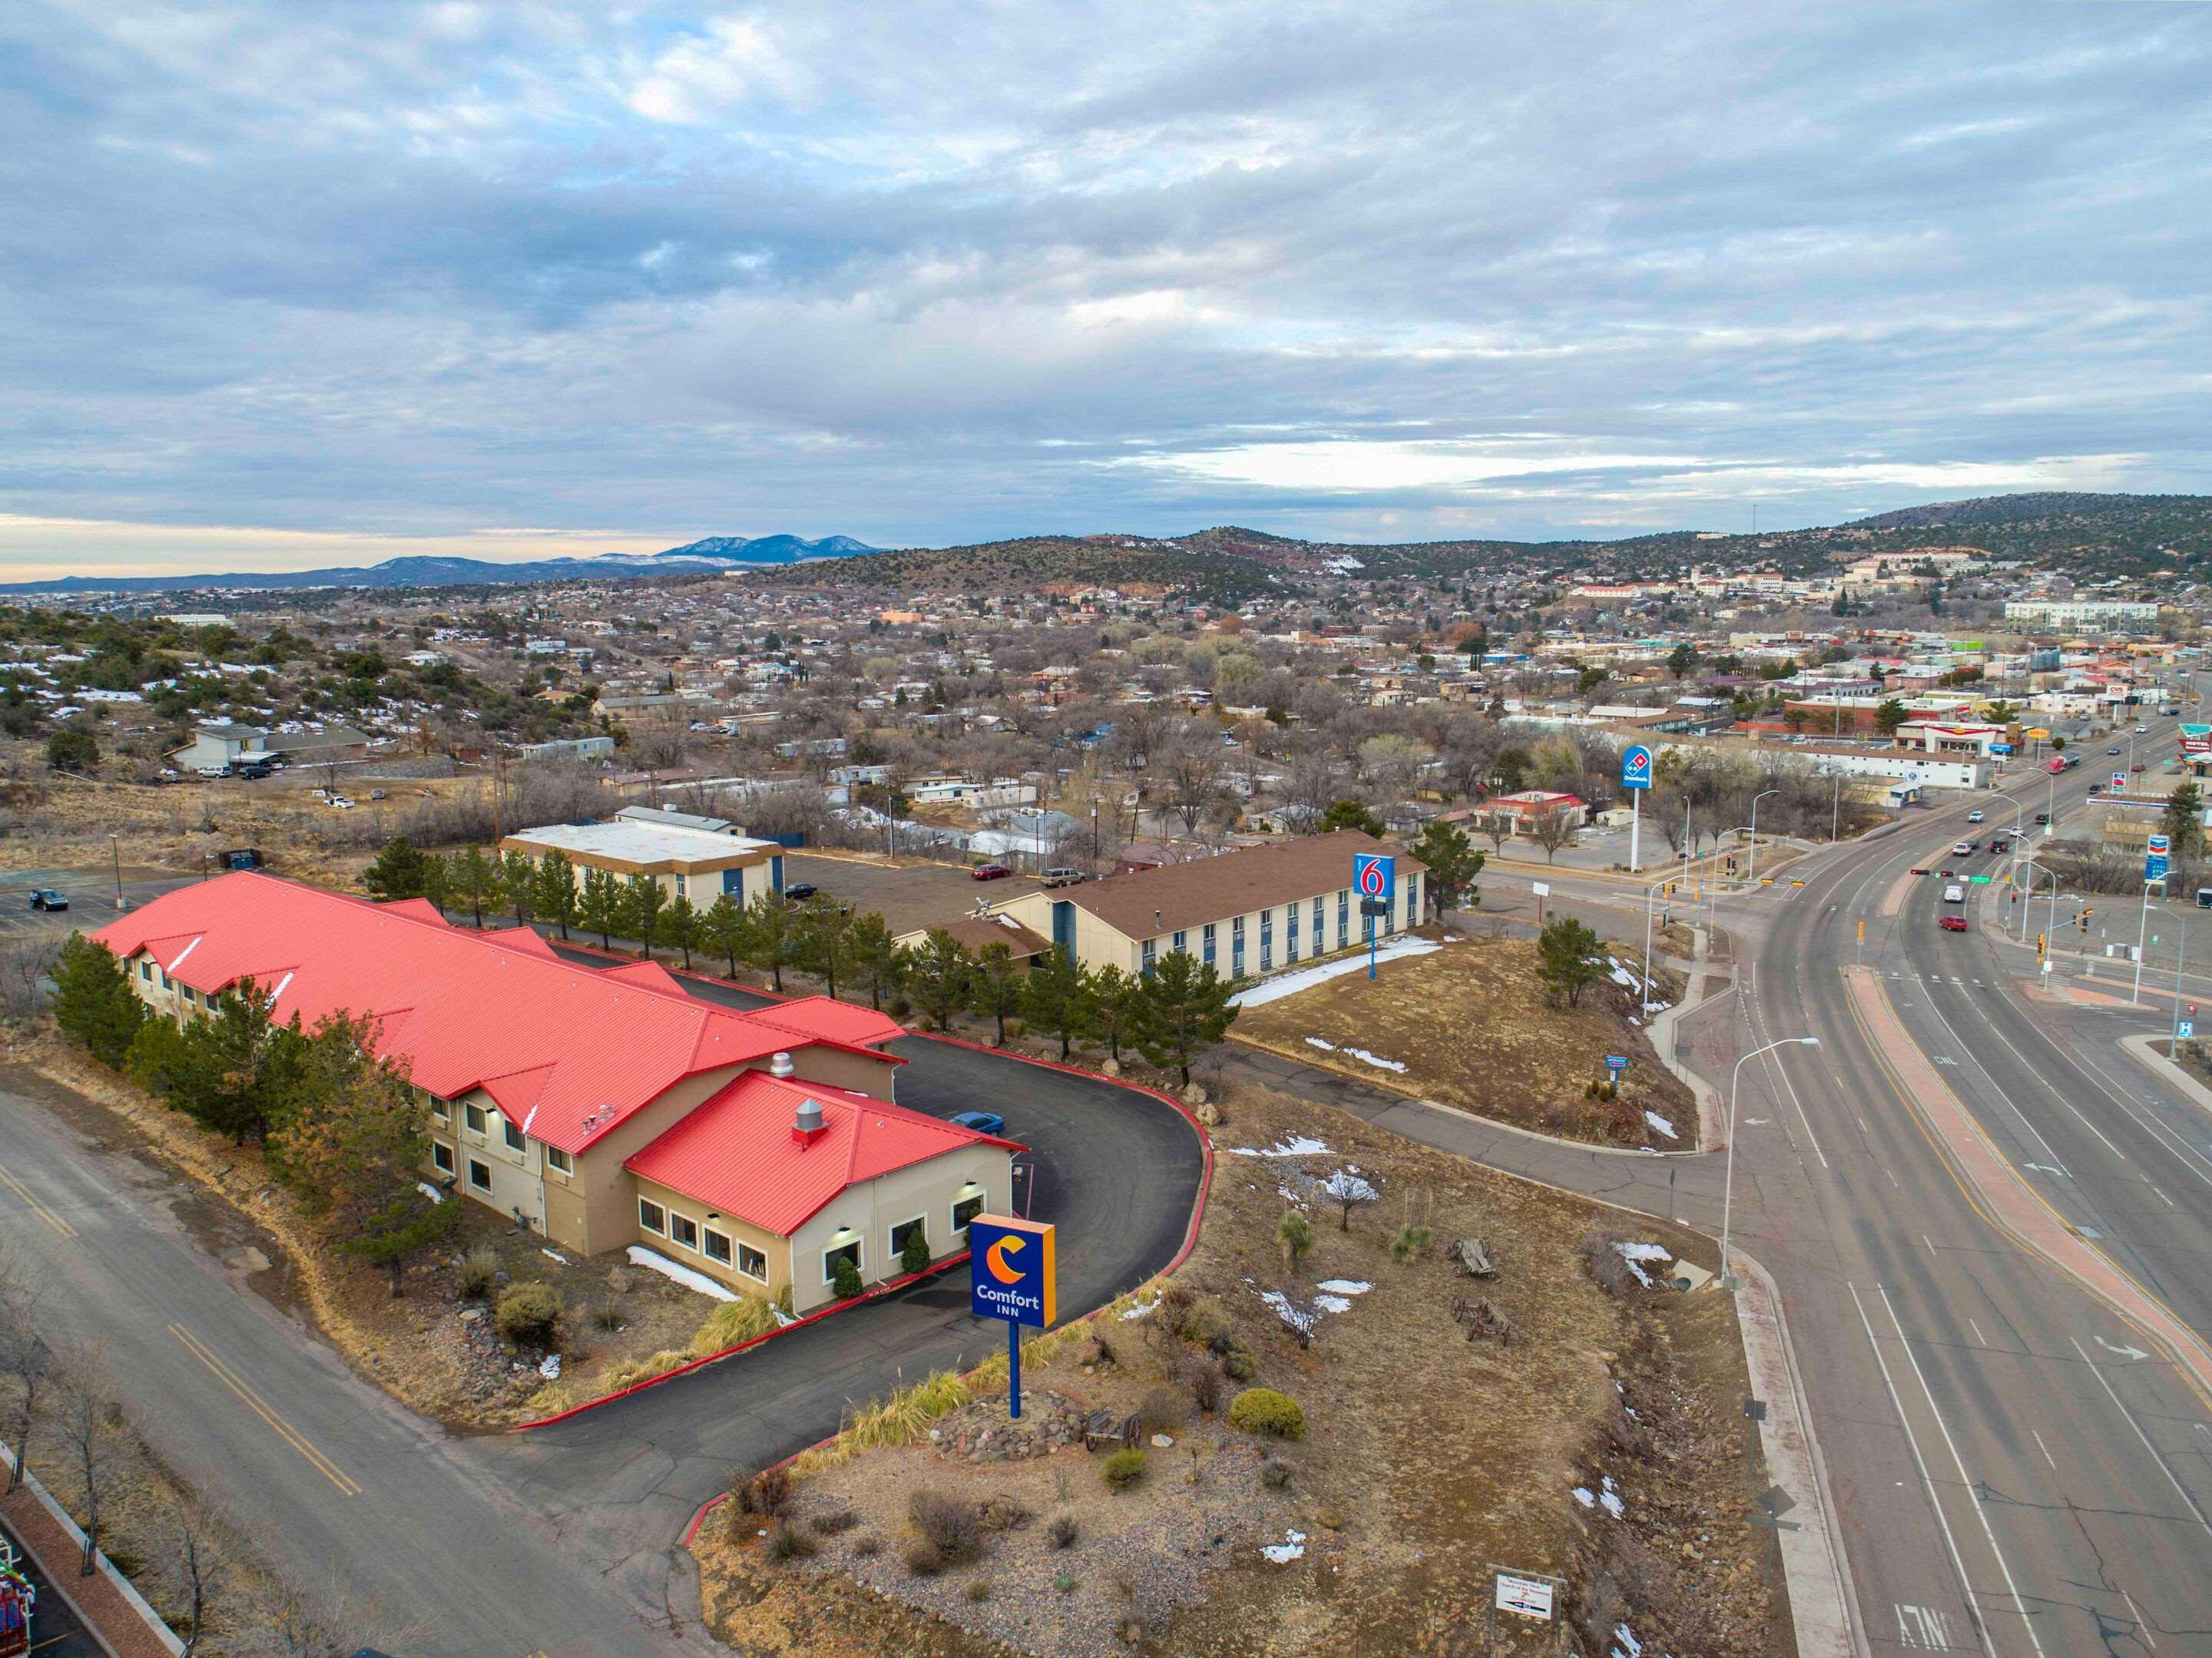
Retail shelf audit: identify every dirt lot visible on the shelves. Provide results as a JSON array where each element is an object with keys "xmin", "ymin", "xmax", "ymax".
[
  {"xmin": 13, "ymin": 1041, "xmax": 730, "ymax": 1428},
  {"xmin": 1231, "ymin": 938, "xmax": 1696, "ymax": 1150},
  {"xmin": 693, "ymin": 1082, "xmax": 1792, "ymax": 1658},
  {"xmin": 778, "ymin": 852, "xmax": 1044, "ymax": 937}
]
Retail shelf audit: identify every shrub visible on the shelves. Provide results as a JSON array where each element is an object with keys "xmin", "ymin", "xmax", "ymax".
[
  {"xmin": 889, "ymin": 994, "xmax": 913, "ymax": 1018},
  {"xmin": 455, "ymin": 1246, "xmax": 500, "ymax": 1301},
  {"xmin": 1055, "ymin": 1573, "xmax": 1079, "ymax": 1594},
  {"xmin": 591, "ymin": 1296, "xmax": 622, "ymax": 1332},
  {"xmin": 813, "ymin": 1507, "xmax": 859, "ymax": 1536},
  {"xmin": 494, "ymin": 1282, "xmax": 561, "ymax": 1347},
  {"xmin": 1101, "ymin": 1448, "xmax": 1147, "ymax": 1491},
  {"xmin": 833, "ymin": 1254, "xmax": 866, "ymax": 1301},
  {"xmin": 1260, "ymin": 1458, "xmax": 1294, "ymax": 1491},
  {"xmin": 1180, "ymin": 1300, "xmax": 1234, "ymax": 1355},
  {"xmin": 908, "ymin": 1488, "xmax": 982, "ymax": 1564},
  {"xmin": 775, "ymin": 1283, "xmax": 794, "ymax": 1316},
  {"xmin": 1220, "ymin": 1349, "xmax": 1257, "ymax": 1382},
  {"xmin": 767, "ymin": 1521, "xmax": 817, "ymax": 1561},
  {"xmin": 1190, "ymin": 1365, "xmax": 1224, "ymax": 1415},
  {"xmin": 1228, "ymin": 1388, "xmax": 1306, "ymax": 1441},
  {"xmin": 691, "ymin": 1295, "xmax": 779, "ymax": 1356},
  {"xmin": 851, "ymin": 1532, "xmax": 881, "ymax": 1558},
  {"xmin": 965, "ymin": 1580, "xmax": 992, "ymax": 1603},
  {"xmin": 1277, "ymin": 1209, "xmax": 1314, "ymax": 1266},
  {"xmin": 1389, "ymin": 1224, "xmax": 1433, "ymax": 1263},
  {"xmin": 903, "ymin": 1538, "xmax": 944, "ymax": 1576},
  {"xmin": 1157, "ymin": 1282, "xmax": 1197, "ymax": 1335},
  {"xmin": 1579, "ymin": 1229, "xmax": 1641, "ymax": 1299},
  {"xmin": 900, "ymin": 1225, "xmax": 933, "ymax": 1276},
  {"xmin": 1048, "ymin": 1512, "xmax": 1078, "ymax": 1550},
  {"xmin": 740, "ymin": 1466, "xmax": 793, "ymax": 1518},
  {"xmin": 1139, "ymin": 1386, "xmax": 1187, "ymax": 1433}
]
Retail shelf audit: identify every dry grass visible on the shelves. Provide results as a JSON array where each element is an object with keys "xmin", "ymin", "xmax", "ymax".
[{"xmin": 1233, "ymin": 936, "xmax": 1694, "ymax": 1147}]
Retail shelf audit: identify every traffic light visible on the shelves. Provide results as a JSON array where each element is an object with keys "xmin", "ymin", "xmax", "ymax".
[
  {"xmin": 1664, "ymin": 881, "xmax": 1675, "ymax": 897},
  {"xmin": 2038, "ymin": 932, "xmax": 2047, "ymax": 962},
  {"xmin": 2078, "ymin": 907, "xmax": 2094, "ymax": 933}
]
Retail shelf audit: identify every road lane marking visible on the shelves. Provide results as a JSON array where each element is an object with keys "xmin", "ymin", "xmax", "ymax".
[
  {"xmin": 2029, "ymin": 1428, "xmax": 2056, "ymax": 1470},
  {"xmin": 167, "ymin": 1323, "xmax": 361, "ymax": 1497},
  {"xmin": 1877, "ymin": 1284, "xmax": 2048, "ymax": 1657},
  {"xmin": 1897, "ymin": 1602, "xmax": 1965, "ymax": 1650},
  {"xmin": 2121, "ymin": 1587, "xmax": 2158, "ymax": 1650},
  {"xmin": 2068, "ymin": 1337, "xmax": 2212, "ymax": 1542},
  {"xmin": 1849, "ymin": 1283, "xmax": 1998, "ymax": 1656},
  {"xmin": 0, "ymin": 1160, "xmax": 77, "ymax": 1239},
  {"xmin": 1969, "ymin": 1318, "xmax": 1987, "ymax": 1347}
]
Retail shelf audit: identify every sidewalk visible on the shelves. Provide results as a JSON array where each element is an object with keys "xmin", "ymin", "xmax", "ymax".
[{"xmin": 0, "ymin": 1471, "xmax": 178, "ymax": 1658}]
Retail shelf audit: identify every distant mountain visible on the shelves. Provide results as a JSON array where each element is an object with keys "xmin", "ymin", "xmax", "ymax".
[{"xmin": 0, "ymin": 531, "xmax": 876, "ymax": 595}]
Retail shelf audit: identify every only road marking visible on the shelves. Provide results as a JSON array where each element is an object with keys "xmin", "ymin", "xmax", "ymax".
[{"xmin": 167, "ymin": 1323, "xmax": 361, "ymax": 1497}]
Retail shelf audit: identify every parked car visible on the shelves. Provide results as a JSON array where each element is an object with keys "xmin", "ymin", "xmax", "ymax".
[
  {"xmin": 1040, "ymin": 868, "xmax": 1085, "ymax": 888},
  {"xmin": 1966, "ymin": 810, "xmax": 1985, "ymax": 823},
  {"xmin": 2088, "ymin": 783, "xmax": 2104, "ymax": 795},
  {"xmin": 1939, "ymin": 915, "xmax": 1969, "ymax": 932},
  {"xmin": 369, "ymin": 789, "xmax": 388, "ymax": 800},
  {"xmin": 972, "ymin": 863, "xmax": 1012, "ymax": 881},
  {"xmin": 328, "ymin": 796, "xmax": 354, "ymax": 809},
  {"xmin": 28, "ymin": 889, "xmax": 68, "ymax": 912},
  {"xmin": 949, "ymin": 1110, "xmax": 1006, "ymax": 1135},
  {"xmin": 194, "ymin": 763, "xmax": 230, "ymax": 779},
  {"xmin": 783, "ymin": 882, "xmax": 818, "ymax": 902}
]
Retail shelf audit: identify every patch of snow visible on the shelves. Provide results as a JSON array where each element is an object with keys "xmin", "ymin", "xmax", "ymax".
[
  {"xmin": 1316, "ymin": 1279, "xmax": 1371, "ymax": 1295},
  {"xmin": 1120, "ymin": 1295, "xmax": 1159, "ymax": 1322},
  {"xmin": 1304, "ymin": 1036, "xmax": 1336, "ymax": 1051},
  {"xmin": 538, "ymin": 1353, "xmax": 561, "ymax": 1380},
  {"xmin": 627, "ymin": 1244, "xmax": 738, "ymax": 1302},
  {"xmin": 1609, "ymin": 965, "xmax": 1638, "ymax": 988},
  {"xmin": 1258, "ymin": 1290, "xmax": 1318, "ymax": 1336},
  {"xmin": 1611, "ymin": 1620, "xmax": 1643, "ymax": 1657},
  {"xmin": 416, "ymin": 1182, "xmax": 445, "ymax": 1204},
  {"xmin": 1571, "ymin": 1486, "xmax": 1596, "ymax": 1508},
  {"xmin": 1612, "ymin": 1241, "xmax": 1673, "ymax": 1287},
  {"xmin": 541, "ymin": 1247, "xmax": 571, "ymax": 1265},
  {"xmin": 1599, "ymin": 1474, "xmax": 1625, "ymax": 1518},
  {"xmin": 1227, "ymin": 1136, "xmax": 1333, "ymax": 1158},
  {"xmin": 1315, "ymin": 1294, "xmax": 1353, "ymax": 1314},
  {"xmin": 1644, "ymin": 1111, "xmax": 1677, "ymax": 1140},
  {"xmin": 1321, "ymin": 1170, "xmax": 1379, "ymax": 1204},
  {"xmin": 1228, "ymin": 938, "xmax": 1442, "ymax": 1008},
  {"xmin": 1343, "ymin": 1046, "xmax": 1406, "ymax": 1074},
  {"xmin": 1260, "ymin": 1527, "xmax": 1308, "ymax": 1564}
]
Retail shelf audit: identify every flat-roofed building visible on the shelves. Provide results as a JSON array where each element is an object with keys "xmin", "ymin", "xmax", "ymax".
[{"xmin": 501, "ymin": 818, "xmax": 785, "ymax": 909}]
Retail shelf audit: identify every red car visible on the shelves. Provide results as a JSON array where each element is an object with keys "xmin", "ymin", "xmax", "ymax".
[
  {"xmin": 971, "ymin": 863, "xmax": 1012, "ymax": 881},
  {"xmin": 1939, "ymin": 915, "xmax": 1969, "ymax": 932}
]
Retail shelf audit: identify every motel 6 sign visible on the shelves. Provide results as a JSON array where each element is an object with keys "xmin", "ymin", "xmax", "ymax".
[
  {"xmin": 1353, "ymin": 852, "xmax": 1396, "ymax": 902},
  {"xmin": 1621, "ymin": 743, "xmax": 1654, "ymax": 791},
  {"xmin": 969, "ymin": 1215, "xmax": 1057, "ymax": 1329}
]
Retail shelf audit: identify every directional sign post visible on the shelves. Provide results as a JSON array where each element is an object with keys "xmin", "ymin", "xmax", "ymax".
[
  {"xmin": 1622, "ymin": 744, "xmax": 1654, "ymax": 872},
  {"xmin": 969, "ymin": 1215, "xmax": 1056, "ymax": 1418},
  {"xmin": 1354, "ymin": 852, "xmax": 1395, "ymax": 981}
]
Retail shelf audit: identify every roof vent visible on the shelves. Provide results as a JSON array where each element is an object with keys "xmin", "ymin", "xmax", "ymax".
[
  {"xmin": 792, "ymin": 1097, "xmax": 826, "ymax": 1143},
  {"xmin": 769, "ymin": 1051, "xmax": 796, "ymax": 1079}
]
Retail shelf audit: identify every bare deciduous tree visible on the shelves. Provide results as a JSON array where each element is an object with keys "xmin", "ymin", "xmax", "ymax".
[{"xmin": 54, "ymin": 1347, "xmax": 128, "ymax": 1575}]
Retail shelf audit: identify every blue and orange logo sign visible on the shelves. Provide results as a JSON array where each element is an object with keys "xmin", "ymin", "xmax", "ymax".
[{"xmin": 968, "ymin": 1215, "xmax": 1056, "ymax": 1329}]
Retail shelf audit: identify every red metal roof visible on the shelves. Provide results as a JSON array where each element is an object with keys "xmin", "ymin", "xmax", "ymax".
[
  {"xmin": 749, "ymin": 994, "xmax": 906, "ymax": 1050},
  {"xmin": 91, "ymin": 873, "xmax": 898, "ymax": 1157},
  {"xmin": 622, "ymin": 1070, "xmax": 1022, "ymax": 1236}
]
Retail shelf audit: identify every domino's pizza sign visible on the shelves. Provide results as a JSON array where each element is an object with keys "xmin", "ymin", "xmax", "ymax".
[
  {"xmin": 1621, "ymin": 744, "xmax": 1654, "ymax": 791},
  {"xmin": 1353, "ymin": 852, "xmax": 1395, "ymax": 902}
]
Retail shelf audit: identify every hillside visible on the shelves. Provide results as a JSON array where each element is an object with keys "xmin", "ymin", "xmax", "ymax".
[{"xmin": 773, "ymin": 534, "xmax": 1284, "ymax": 603}]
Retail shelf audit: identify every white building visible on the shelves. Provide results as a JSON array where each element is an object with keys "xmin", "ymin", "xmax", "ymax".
[{"xmin": 2004, "ymin": 601, "xmax": 2159, "ymax": 630}]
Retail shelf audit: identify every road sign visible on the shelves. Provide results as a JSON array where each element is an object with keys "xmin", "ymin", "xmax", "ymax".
[
  {"xmin": 1969, "ymin": 874, "xmax": 1992, "ymax": 884},
  {"xmin": 2114, "ymin": 773, "xmax": 2128, "ymax": 790},
  {"xmin": 1992, "ymin": 741, "xmax": 2013, "ymax": 755},
  {"xmin": 1605, "ymin": 1055, "xmax": 1629, "ymax": 1073},
  {"xmin": 1621, "ymin": 744, "xmax": 1654, "ymax": 792},
  {"xmin": 1531, "ymin": 882, "xmax": 1549, "ymax": 897},
  {"xmin": 2181, "ymin": 1021, "xmax": 2196, "ymax": 1041},
  {"xmin": 2026, "ymin": 726, "xmax": 2051, "ymax": 740},
  {"xmin": 1353, "ymin": 852, "xmax": 1396, "ymax": 902},
  {"xmin": 1492, "ymin": 1568, "xmax": 1558, "ymax": 1620}
]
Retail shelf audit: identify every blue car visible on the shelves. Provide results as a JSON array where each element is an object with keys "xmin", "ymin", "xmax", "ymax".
[{"xmin": 949, "ymin": 1110, "xmax": 1005, "ymax": 1136}]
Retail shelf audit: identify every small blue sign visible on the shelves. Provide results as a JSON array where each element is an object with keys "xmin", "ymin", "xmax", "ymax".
[
  {"xmin": 2181, "ymin": 1021, "xmax": 2196, "ymax": 1041},
  {"xmin": 2148, "ymin": 853, "xmax": 2171, "ymax": 884},
  {"xmin": 1991, "ymin": 742, "xmax": 2013, "ymax": 755},
  {"xmin": 1605, "ymin": 1054, "xmax": 1629, "ymax": 1072},
  {"xmin": 1353, "ymin": 852, "xmax": 1396, "ymax": 902},
  {"xmin": 1621, "ymin": 744, "xmax": 1654, "ymax": 792}
]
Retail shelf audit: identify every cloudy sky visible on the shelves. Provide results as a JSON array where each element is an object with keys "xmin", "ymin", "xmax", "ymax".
[{"xmin": 4, "ymin": 2, "xmax": 2208, "ymax": 577}]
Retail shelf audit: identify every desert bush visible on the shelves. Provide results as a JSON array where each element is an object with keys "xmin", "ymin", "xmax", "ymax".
[
  {"xmin": 767, "ymin": 1521, "xmax": 817, "ymax": 1561},
  {"xmin": 908, "ymin": 1488, "xmax": 982, "ymax": 1564},
  {"xmin": 850, "ymin": 1532, "xmax": 880, "ymax": 1558},
  {"xmin": 1389, "ymin": 1224, "xmax": 1434, "ymax": 1263},
  {"xmin": 965, "ymin": 1580, "xmax": 991, "ymax": 1603},
  {"xmin": 494, "ymin": 1282, "xmax": 561, "ymax": 1347},
  {"xmin": 591, "ymin": 1296, "xmax": 622, "ymax": 1332},
  {"xmin": 1055, "ymin": 1573, "xmax": 1079, "ymax": 1593},
  {"xmin": 740, "ymin": 1466, "xmax": 793, "ymax": 1519},
  {"xmin": 1179, "ymin": 1300, "xmax": 1234, "ymax": 1354},
  {"xmin": 813, "ymin": 1506, "xmax": 859, "ymax": 1536},
  {"xmin": 1048, "ymin": 1512, "xmax": 1078, "ymax": 1550},
  {"xmin": 1579, "ymin": 1229, "xmax": 1641, "ymax": 1299},
  {"xmin": 1190, "ymin": 1364, "xmax": 1224, "ymax": 1415},
  {"xmin": 1157, "ymin": 1282, "xmax": 1197, "ymax": 1335},
  {"xmin": 1260, "ymin": 1457, "xmax": 1294, "ymax": 1490},
  {"xmin": 690, "ymin": 1295, "xmax": 779, "ymax": 1355},
  {"xmin": 1139, "ymin": 1385, "xmax": 1187, "ymax": 1432},
  {"xmin": 1228, "ymin": 1388, "xmax": 1306, "ymax": 1441},
  {"xmin": 1101, "ymin": 1448, "xmax": 1147, "ymax": 1491},
  {"xmin": 904, "ymin": 1538, "xmax": 944, "ymax": 1576},
  {"xmin": 455, "ymin": 1246, "xmax": 500, "ymax": 1300},
  {"xmin": 1220, "ymin": 1349, "xmax": 1257, "ymax": 1382}
]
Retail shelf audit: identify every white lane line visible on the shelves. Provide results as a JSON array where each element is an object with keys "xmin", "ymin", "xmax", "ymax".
[
  {"xmin": 1879, "ymin": 1285, "xmax": 2048, "ymax": 1657},
  {"xmin": 1848, "ymin": 1282, "xmax": 1998, "ymax": 1656},
  {"xmin": 2122, "ymin": 1587, "xmax": 2158, "ymax": 1650},
  {"xmin": 1746, "ymin": 989, "xmax": 1830, "ymax": 1170},
  {"xmin": 2151, "ymin": 1183, "xmax": 2176, "ymax": 1210},
  {"xmin": 1969, "ymin": 1317, "xmax": 1988, "ymax": 1347},
  {"xmin": 2068, "ymin": 1337, "xmax": 2212, "ymax": 1544},
  {"xmin": 2030, "ymin": 1428, "xmax": 2057, "ymax": 1471},
  {"xmin": 1926, "ymin": 1234, "xmax": 1940, "ymax": 1256},
  {"xmin": 1909, "ymin": 985, "xmax": 2081, "ymax": 1167}
]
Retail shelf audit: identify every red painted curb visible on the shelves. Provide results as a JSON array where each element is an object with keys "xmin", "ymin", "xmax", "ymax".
[{"xmin": 510, "ymin": 1249, "xmax": 972, "ymax": 1431}]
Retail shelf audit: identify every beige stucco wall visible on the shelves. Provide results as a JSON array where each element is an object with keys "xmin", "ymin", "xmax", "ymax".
[
  {"xmin": 785, "ymin": 1143, "xmax": 1014, "ymax": 1315},
  {"xmin": 629, "ymin": 1173, "xmax": 791, "ymax": 1299}
]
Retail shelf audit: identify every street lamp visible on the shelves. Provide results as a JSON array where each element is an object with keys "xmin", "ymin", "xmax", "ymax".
[
  {"xmin": 1747, "ymin": 789, "xmax": 1779, "ymax": 889},
  {"xmin": 1722, "ymin": 1036, "xmax": 1819, "ymax": 1288},
  {"xmin": 110, "ymin": 832, "xmax": 124, "ymax": 912}
]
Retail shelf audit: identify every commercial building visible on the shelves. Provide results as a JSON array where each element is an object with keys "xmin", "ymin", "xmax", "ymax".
[
  {"xmin": 166, "ymin": 720, "xmax": 371, "ymax": 773},
  {"xmin": 993, "ymin": 830, "xmax": 1425, "ymax": 979},
  {"xmin": 500, "ymin": 818, "xmax": 786, "ymax": 909},
  {"xmin": 2003, "ymin": 600, "xmax": 2159, "ymax": 630},
  {"xmin": 92, "ymin": 875, "xmax": 1017, "ymax": 1311}
]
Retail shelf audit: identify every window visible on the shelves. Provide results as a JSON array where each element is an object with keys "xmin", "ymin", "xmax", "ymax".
[
  {"xmin": 545, "ymin": 1146, "xmax": 572, "ymax": 1175},
  {"xmin": 952, "ymin": 1193, "xmax": 986, "ymax": 1235},
  {"xmin": 465, "ymin": 1104, "xmax": 487, "ymax": 1134},
  {"xmin": 139, "ymin": 960, "xmax": 151, "ymax": 981},
  {"xmin": 431, "ymin": 1141, "xmax": 455, "ymax": 1173},
  {"xmin": 1231, "ymin": 914, "xmax": 1245, "ymax": 976},
  {"xmin": 1172, "ymin": 929, "xmax": 1187, "ymax": 955},
  {"xmin": 823, "ymin": 1238, "xmax": 862, "ymax": 1284},
  {"xmin": 670, "ymin": 1213, "xmax": 700, "ymax": 1251},
  {"xmin": 638, "ymin": 1198, "xmax": 666, "ymax": 1235},
  {"xmin": 737, "ymin": 1242, "xmax": 768, "ymax": 1280},
  {"xmin": 467, "ymin": 1158, "xmax": 493, "ymax": 1193},
  {"xmin": 889, "ymin": 1216, "xmax": 928, "ymax": 1263},
  {"xmin": 1202, "ymin": 922, "xmax": 1216, "ymax": 966},
  {"xmin": 1285, "ymin": 902, "xmax": 1300, "ymax": 964},
  {"xmin": 502, "ymin": 1118, "xmax": 525, "ymax": 1152},
  {"xmin": 1141, "ymin": 937, "xmax": 1156, "ymax": 977},
  {"xmin": 703, "ymin": 1228, "xmax": 733, "ymax": 1266},
  {"xmin": 1260, "ymin": 908, "xmax": 1273, "ymax": 971},
  {"xmin": 429, "ymin": 1094, "xmax": 449, "ymax": 1121},
  {"xmin": 1337, "ymin": 889, "xmax": 1349, "ymax": 948},
  {"xmin": 1312, "ymin": 898, "xmax": 1324, "ymax": 955}
]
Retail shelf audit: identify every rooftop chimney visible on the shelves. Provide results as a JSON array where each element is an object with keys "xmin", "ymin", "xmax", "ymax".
[
  {"xmin": 791, "ymin": 1097, "xmax": 826, "ymax": 1144},
  {"xmin": 769, "ymin": 1051, "xmax": 795, "ymax": 1079}
]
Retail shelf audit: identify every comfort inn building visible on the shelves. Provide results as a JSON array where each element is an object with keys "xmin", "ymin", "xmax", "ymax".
[
  {"xmin": 93, "ymin": 874, "xmax": 1017, "ymax": 1312},
  {"xmin": 993, "ymin": 829, "xmax": 1426, "ymax": 978}
]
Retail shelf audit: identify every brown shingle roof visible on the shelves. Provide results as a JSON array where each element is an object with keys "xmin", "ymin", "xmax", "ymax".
[
  {"xmin": 926, "ymin": 914, "xmax": 1053, "ymax": 958},
  {"xmin": 1066, "ymin": 831, "xmax": 1424, "ymax": 942}
]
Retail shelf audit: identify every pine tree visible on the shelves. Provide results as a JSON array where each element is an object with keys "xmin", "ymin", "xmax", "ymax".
[
  {"xmin": 793, "ymin": 896, "xmax": 856, "ymax": 1001},
  {"xmin": 1536, "ymin": 918, "xmax": 1604, "ymax": 1008},
  {"xmin": 847, "ymin": 912, "xmax": 902, "ymax": 1010},
  {"xmin": 900, "ymin": 928, "xmax": 975, "ymax": 1033},
  {"xmin": 1133, "ymin": 949, "xmax": 1239, "ymax": 1087},
  {"xmin": 1088, "ymin": 964, "xmax": 1141, "ymax": 1062},
  {"xmin": 743, "ymin": 894, "xmax": 799, "ymax": 993},
  {"xmin": 577, "ymin": 866, "xmax": 622, "ymax": 950},
  {"xmin": 969, "ymin": 943, "xmax": 1027, "ymax": 1047},
  {"xmin": 1409, "ymin": 821, "xmax": 1484, "ymax": 915},
  {"xmin": 532, "ymin": 851, "xmax": 578, "ymax": 940},
  {"xmin": 623, "ymin": 874, "xmax": 667, "ymax": 958},
  {"xmin": 362, "ymin": 836, "xmax": 429, "ymax": 902},
  {"xmin": 698, "ymin": 892, "xmax": 747, "ymax": 978},
  {"xmin": 49, "ymin": 935, "xmax": 147, "ymax": 1067},
  {"xmin": 450, "ymin": 846, "xmax": 501, "ymax": 928},
  {"xmin": 500, "ymin": 849, "xmax": 538, "ymax": 928},
  {"xmin": 138, "ymin": 979, "xmax": 300, "ymax": 1145},
  {"xmin": 1019, "ymin": 945, "xmax": 1094, "ymax": 1061},
  {"xmin": 419, "ymin": 852, "xmax": 451, "ymax": 916},
  {"xmin": 663, "ymin": 893, "xmax": 698, "ymax": 970}
]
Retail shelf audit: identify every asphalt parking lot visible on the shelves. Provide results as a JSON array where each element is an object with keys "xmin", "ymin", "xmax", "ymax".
[
  {"xmin": 0, "ymin": 868, "xmax": 193, "ymax": 941},
  {"xmin": 778, "ymin": 852, "xmax": 1042, "ymax": 937}
]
